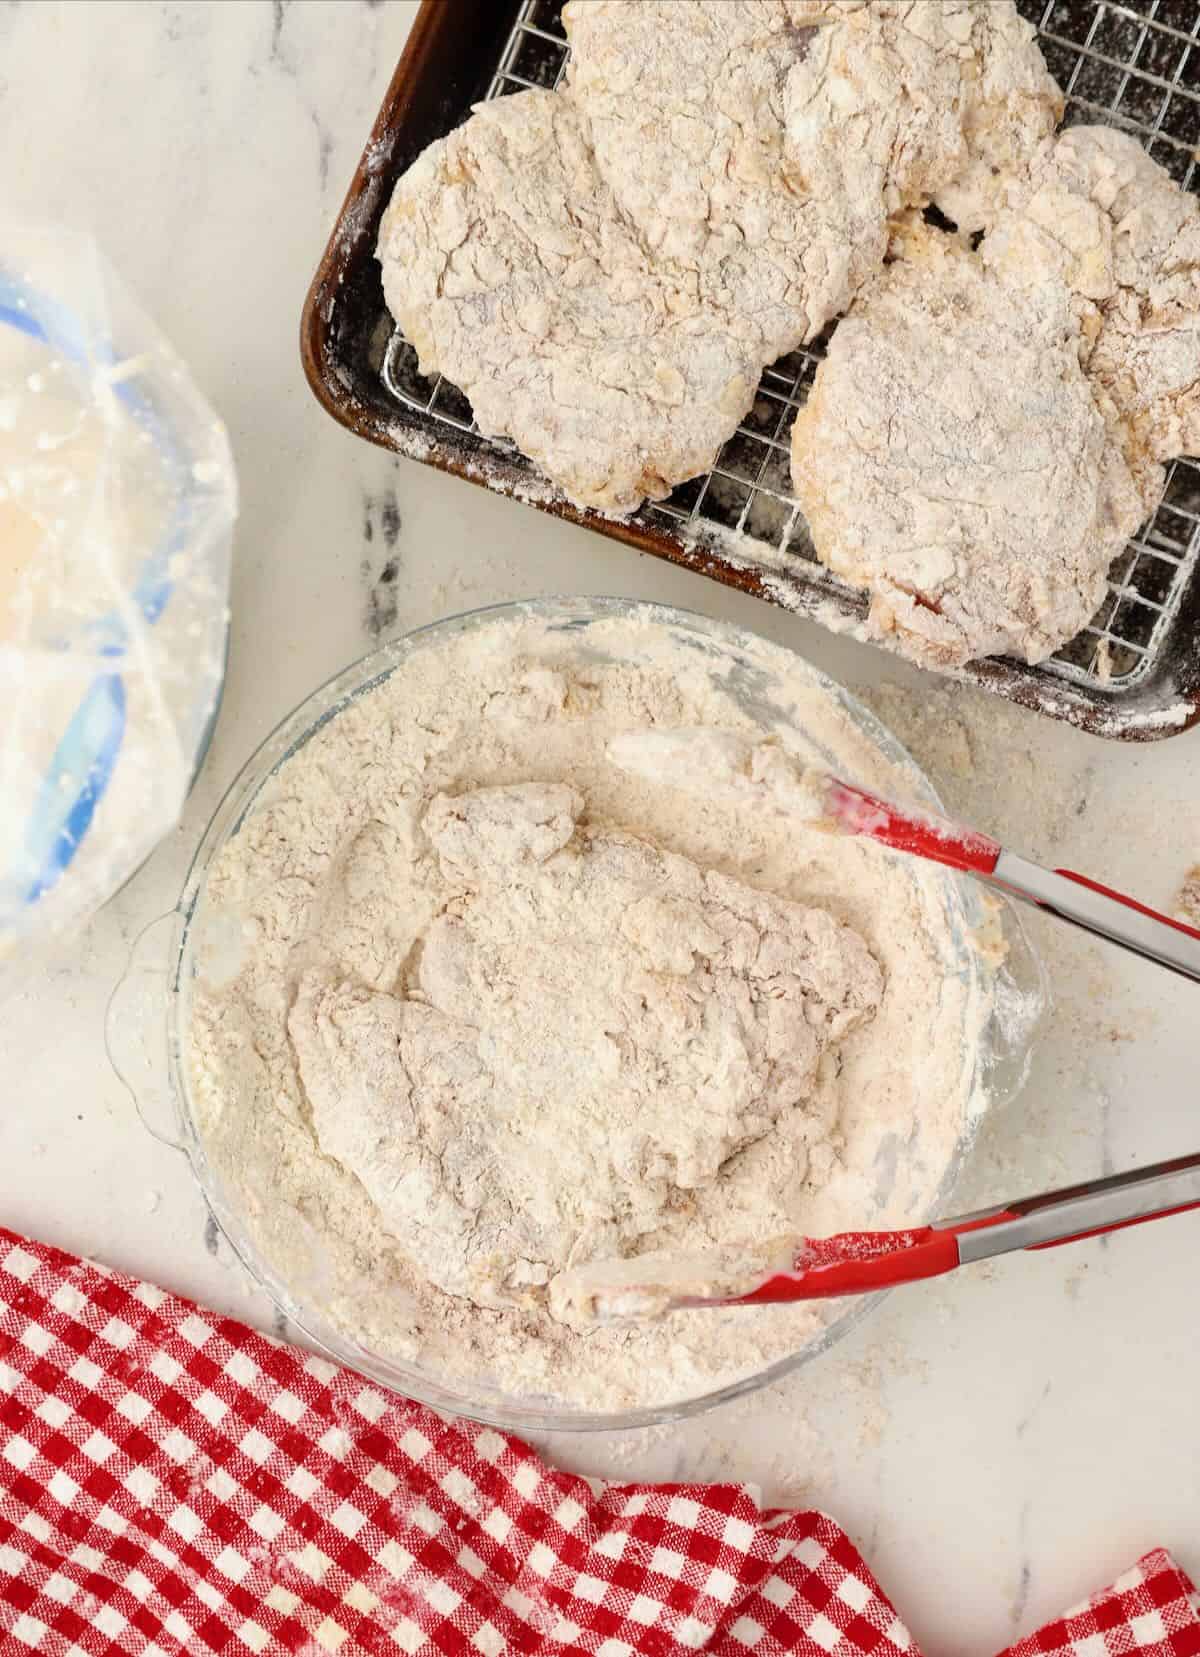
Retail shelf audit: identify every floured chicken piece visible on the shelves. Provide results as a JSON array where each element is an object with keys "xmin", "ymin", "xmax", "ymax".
[
  {"xmin": 288, "ymin": 782, "xmax": 882, "ymax": 1312},
  {"xmin": 784, "ymin": 1, "xmax": 1061, "ymax": 236},
  {"xmin": 928, "ymin": 0, "xmax": 1062, "ymax": 232},
  {"xmin": 984, "ymin": 126, "xmax": 1200, "ymax": 463},
  {"xmin": 378, "ymin": 0, "xmax": 1062, "ymax": 514},
  {"xmin": 562, "ymin": 0, "xmax": 877, "ymax": 360},
  {"xmin": 376, "ymin": 90, "xmax": 763, "ymax": 513},
  {"xmin": 791, "ymin": 225, "xmax": 1157, "ymax": 668}
]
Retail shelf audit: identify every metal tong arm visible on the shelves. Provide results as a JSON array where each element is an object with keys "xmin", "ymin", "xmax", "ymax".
[
  {"xmin": 988, "ymin": 851, "xmax": 1200, "ymax": 985},
  {"xmin": 947, "ymin": 1151, "xmax": 1200, "ymax": 1265},
  {"xmin": 824, "ymin": 779, "xmax": 1200, "ymax": 985}
]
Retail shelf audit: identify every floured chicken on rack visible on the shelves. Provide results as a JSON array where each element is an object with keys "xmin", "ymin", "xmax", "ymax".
[
  {"xmin": 376, "ymin": 91, "xmax": 768, "ymax": 515},
  {"xmin": 790, "ymin": 222, "xmax": 1158, "ymax": 669},
  {"xmin": 791, "ymin": 119, "xmax": 1200, "ymax": 669},
  {"xmin": 561, "ymin": 0, "xmax": 883, "ymax": 361},
  {"xmin": 985, "ymin": 126, "xmax": 1200, "ymax": 465},
  {"xmin": 781, "ymin": 0, "xmax": 1061, "ymax": 234},
  {"xmin": 380, "ymin": 5, "xmax": 869, "ymax": 514},
  {"xmin": 378, "ymin": 0, "xmax": 1062, "ymax": 517}
]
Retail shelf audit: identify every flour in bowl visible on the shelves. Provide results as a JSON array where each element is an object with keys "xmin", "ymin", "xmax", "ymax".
[{"xmin": 187, "ymin": 609, "xmax": 1006, "ymax": 1413}]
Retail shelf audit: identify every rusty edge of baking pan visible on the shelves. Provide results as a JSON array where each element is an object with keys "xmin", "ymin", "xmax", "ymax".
[{"xmin": 300, "ymin": 0, "xmax": 1200, "ymax": 741}]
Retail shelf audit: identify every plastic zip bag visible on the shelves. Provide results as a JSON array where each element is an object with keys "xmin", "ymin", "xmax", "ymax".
[{"xmin": 0, "ymin": 225, "xmax": 236, "ymax": 980}]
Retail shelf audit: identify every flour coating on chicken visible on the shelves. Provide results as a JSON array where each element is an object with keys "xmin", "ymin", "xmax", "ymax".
[
  {"xmin": 562, "ymin": 0, "xmax": 877, "ymax": 361},
  {"xmin": 985, "ymin": 126, "xmax": 1200, "ymax": 464},
  {"xmin": 287, "ymin": 783, "xmax": 882, "ymax": 1309},
  {"xmin": 376, "ymin": 91, "xmax": 764, "ymax": 514},
  {"xmin": 784, "ymin": 1, "xmax": 1061, "ymax": 235},
  {"xmin": 790, "ymin": 226, "xmax": 1156, "ymax": 668},
  {"xmin": 376, "ymin": 1, "xmax": 1064, "ymax": 518}
]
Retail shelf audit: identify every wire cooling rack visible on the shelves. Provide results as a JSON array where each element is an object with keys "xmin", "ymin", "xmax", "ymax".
[{"xmin": 379, "ymin": 0, "xmax": 1200, "ymax": 694}]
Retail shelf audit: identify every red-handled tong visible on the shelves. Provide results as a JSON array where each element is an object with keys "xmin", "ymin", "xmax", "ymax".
[
  {"xmin": 607, "ymin": 732, "xmax": 1200, "ymax": 984},
  {"xmin": 570, "ymin": 1153, "xmax": 1200, "ymax": 1318},
  {"xmin": 821, "ymin": 776, "xmax": 1200, "ymax": 984},
  {"xmin": 732, "ymin": 1151, "xmax": 1200, "ymax": 1306}
]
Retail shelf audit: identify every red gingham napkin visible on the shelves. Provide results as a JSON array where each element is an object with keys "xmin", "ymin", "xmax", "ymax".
[
  {"xmin": 0, "ymin": 1226, "xmax": 1197, "ymax": 1657},
  {"xmin": 996, "ymin": 1551, "xmax": 1200, "ymax": 1657}
]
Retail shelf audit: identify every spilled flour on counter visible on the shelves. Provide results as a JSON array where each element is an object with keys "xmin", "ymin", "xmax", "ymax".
[
  {"xmin": 188, "ymin": 611, "xmax": 1007, "ymax": 1412},
  {"xmin": 1175, "ymin": 865, "xmax": 1200, "ymax": 930}
]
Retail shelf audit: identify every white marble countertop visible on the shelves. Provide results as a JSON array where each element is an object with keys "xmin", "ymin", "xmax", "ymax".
[{"xmin": 3, "ymin": 3, "xmax": 1200, "ymax": 1651}]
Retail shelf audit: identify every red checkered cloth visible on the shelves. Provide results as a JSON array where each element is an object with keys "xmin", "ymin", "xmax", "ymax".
[
  {"xmin": 0, "ymin": 1228, "xmax": 1196, "ymax": 1657},
  {"xmin": 997, "ymin": 1551, "xmax": 1200, "ymax": 1657}
]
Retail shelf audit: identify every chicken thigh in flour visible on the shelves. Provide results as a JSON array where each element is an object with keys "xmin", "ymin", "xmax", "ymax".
[{"xmin": 287, "ymin": 783, "xmax": 882, "ymax": 1308}]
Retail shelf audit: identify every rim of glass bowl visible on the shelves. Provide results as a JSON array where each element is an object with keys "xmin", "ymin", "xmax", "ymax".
[{"xmin": 165, "ymin": 596, "xmax": 1042, "ymax": 1433}]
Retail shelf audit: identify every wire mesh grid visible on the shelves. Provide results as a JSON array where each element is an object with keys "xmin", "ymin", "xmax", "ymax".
[{"xmin": 380, "ymin": 0, "xmax": 1200, "ymax": 692}]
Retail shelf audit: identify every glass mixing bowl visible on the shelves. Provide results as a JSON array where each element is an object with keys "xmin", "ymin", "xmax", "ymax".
[{"xmin": 108, "ymin": 597, "xmax": 1043, "ymax": 1432}]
